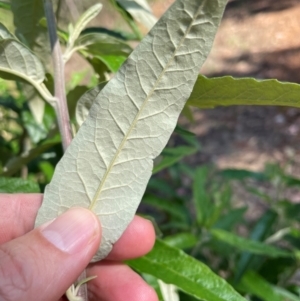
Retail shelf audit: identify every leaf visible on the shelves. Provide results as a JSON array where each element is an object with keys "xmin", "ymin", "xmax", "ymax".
[
  {"xmin": 116, "ymin": 0, "xmax": 158, "ymax": 30},
  {"xmin": 164, "ymin": 232, "xmax": 198, "ymax": 249},
  {"xmin": 193, "ymin": 166, "xmax": 212, "ymax": 226},
  {"xmin": 220, "ymin": 168, "xmax": 266, "ymax": 181},
  {"xmin": 1, "ymin": 134, "xmax": 60, "ymax": 177},
  {"xmin": 68, "ymin": 4, "xmax": 103, "ymax": 49},
  {"xmin": 0, "ymin": 177, "xmax": 40, "ymax": 193},
  {"xmin": 93, "ymin": 54, "xmax": 127, "ymax": 73},
  {"xmin": 272, "ymin": 286, "xmax": 300, "ymax": 301},
  {"xmin": 0, "ymin": 1, "xmax": 10, "ymax": 10},
  {"xmin": 10, "ymin": 0, "xmax": 50, "ymax": 63},
  {"xmin": 36, "ymin": 0, "xmax": 227, "ymax": 260},
  {"xmin": 0, "ymin": 22, "xmax": 15, "ymax": 39},
  {"xmin": 237, "ymin": 271, "xmax": 283, "ymax": 301},
  {"xmin": 153, "ymin": 146, "xmax": 197, "ymax": 174},
  {"xmin": 234, "ymin": 210, "xmax": 278, "ymax": 282},
  {"xmin": 127, "ymin": 239, "xmax": 247, "ymax": 301},
  {"xmin": 142, "ymin": 194, "xmax": 189, "ymax": 223},
  {"xmin": 211, "ymin": 229, "xmax": 292, "ymax": 258},
  {"xmin": 213, "ymin": 207, "xmax": 247, "ymax": 231},
  {"xmin": 11, "ymin": 0, "xmax": 44, "ymax": 45},
  {"xmin": 187, "ymin": 75, "xmax": 300, "ymax": 109},
  {"xmin": 75, "ymin": 83, "xmax": 106, "ymax": 126},
  {"xmin": 77, "ymin": 32, "xmax": 132, "ymax": 56},
  {"xmin": 0, "ymin": 38, "xmax": 45, "ymax": 84},
  {"xmin": 142, "ymin": 274, "xmax": 164, "ymax": 301}
]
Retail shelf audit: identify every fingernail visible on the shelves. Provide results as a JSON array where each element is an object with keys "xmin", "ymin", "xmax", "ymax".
[{"xmin": 41, "ymin": 208, "xmax": 99, "ymax": 254}]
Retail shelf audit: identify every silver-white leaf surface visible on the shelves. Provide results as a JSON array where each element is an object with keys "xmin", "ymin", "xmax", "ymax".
[{"xmin": 36, "ymin": 0, "xmax": 227, "ymax": 261}]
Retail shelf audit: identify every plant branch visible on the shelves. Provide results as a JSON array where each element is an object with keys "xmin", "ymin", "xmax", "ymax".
[{"xmin": 44, "ymin": 0, "xmax": 72, "ymax": 152}]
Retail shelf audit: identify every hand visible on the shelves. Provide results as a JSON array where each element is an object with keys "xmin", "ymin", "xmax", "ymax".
[{"xmin": 0, "ymin": 194, "xmax": 158, "ymax": 301}]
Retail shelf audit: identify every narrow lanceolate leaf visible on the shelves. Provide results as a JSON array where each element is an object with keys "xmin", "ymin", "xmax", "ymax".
[
  {"xmin": 127, "ymin": 239, "xmax": 247, "ymax": 301},
  {"xmin": 237, "ymin": 271, "xmax": 283, "ymax": 301},
  {"xmin": 0, "ymin": 38, "xmax": 45, "ymax": 84},
  {"xmin": 36, "ymin": 0, "xmax": 227, "ymax": 260},
  {"xmin": 187, "ymin": 75, "xmax": 300, "ymax": 109},
  {"xmin": 211, "ymin": 229, "xmax": 292, "ymax": 258},
  {"xmin": 116, "ymin": 0, "xmax": 158, "ymax": 30}
]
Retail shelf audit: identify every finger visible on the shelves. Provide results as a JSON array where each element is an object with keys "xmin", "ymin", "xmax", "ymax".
[
  {"xmin": 0, "ymin": 208, "xmax": 101, "ymax": 301},
  {"xmin": 87, "ymin": 261, "xmax": 158, "ymax": 301},
  {"xmin": 106, "ymin": 216, "xmax": 156, "ymax": 261},
  {"xmin": 0, "ymin": 193, "xmax": 43, "ymax": 244}
]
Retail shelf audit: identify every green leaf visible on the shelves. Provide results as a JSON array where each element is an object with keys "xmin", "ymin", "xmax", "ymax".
[
  {"xmin": 187, "ymin": 75, "xmax": 300, "ymax": 109},
  {"xmin": 164, "ymin": 233, "xmax": 198, "ymax": 249},
  {"xmin": 272, "ymin": 286, "xmax": 300, "ymax": 301},
  {"xmin": 36, "ymin": 0, "xmax": 227, "ymax": 261},
  {"xmin": 153, "ymin": 146, "xmax": 197, "ymax": 174},
  {"xmin": 77, "ymin": 32, "xmax": 132, "ymax": 56},
  {"xmin": 211, "ymin": 229, "xmax": 292, "ymax": 258},
  {"xmin": 235, "ymin": 210, "xmax": 278, "ymax": 283},
  {"xmin": 116, "ymin": 0, "xmax": 158, "ymax": 30},
  {"xmin": 220, "ymin": 168, "xmax": 266, "ymax": 181},
  {"xmin": 193, "ymin": 166, "xmax": 212, "ymax": 226},
  {"xmin": 213, "ymin": 207, "xmax": 247, "ymax": 231},
  {"xmin": 11, "ymin": 0, "xmax": 44, "ymax": 45},
  {"xmin": 93, "ymin": 54, "xmax": 127, "ymax": 73},
  {"xmin": 0, "ymin": 1, "xmax": 10, "ymax": 10},
  {"xmin": 0, "ymin": 177, "xmax": 40, "ymax": 193},
  {"xmin": 127, "ymin": 239, "xmax": 247, "ymax": 301},
  {"xmin": 142, "ymin": 194, "xmax": 189, "ymax": 223},
  {"xmin": 1, "ymin": 134, "xmax": 60, "ymax": 176},
  {"xmin": 10, "ymin": 0, "xmax": 50, "ymax": 63},
  {"xmin": 0, "ymin": 38, "xmax": 45, "ymax": 84},
  {"xmin": 237, "ymin": 271, "xmax": 284, "ymax": 301}
]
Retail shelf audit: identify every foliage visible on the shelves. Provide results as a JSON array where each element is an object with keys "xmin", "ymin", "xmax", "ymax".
[{"xmin": 0, "ymin": 0, "xmax": 300, "ymax": 301}]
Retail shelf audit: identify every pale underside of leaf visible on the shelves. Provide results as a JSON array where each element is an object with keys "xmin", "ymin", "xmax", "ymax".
[
  {"xmin": 0, "ymin": 23, "xmax": 15, "ymax": 39},
  {"xmin": 36, "ymin": 0, "xmax": 226, "ymax": 261},
  {"xmin": 0, "ymin": 39, "xmax": 45, "ymax": 83}
]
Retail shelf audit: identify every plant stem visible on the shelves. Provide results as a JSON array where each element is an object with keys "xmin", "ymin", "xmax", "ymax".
[{"xmin": 43, "ymin": 0, "xmax": 72, "ymax": 152}]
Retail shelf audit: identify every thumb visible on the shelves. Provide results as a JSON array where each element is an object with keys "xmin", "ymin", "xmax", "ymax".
[{"xmin": 0, "ymin": 208, "xmax": 101, "ymax": 301}]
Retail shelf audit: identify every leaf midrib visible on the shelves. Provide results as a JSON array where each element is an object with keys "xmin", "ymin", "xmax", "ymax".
[{"xmin": 89, "ymin": 1, "xmax": 207, "ymax": 210}]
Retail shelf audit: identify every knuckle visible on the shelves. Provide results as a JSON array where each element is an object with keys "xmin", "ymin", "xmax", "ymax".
[{"xmin": 0, "ymin": 244, "xmax": 34, "ymax": 301}]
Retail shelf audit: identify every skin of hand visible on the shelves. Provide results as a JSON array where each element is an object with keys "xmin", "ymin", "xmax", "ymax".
[{"xmin": 0, "ymin": 194, "xmax": 158, "ymax": 301}]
